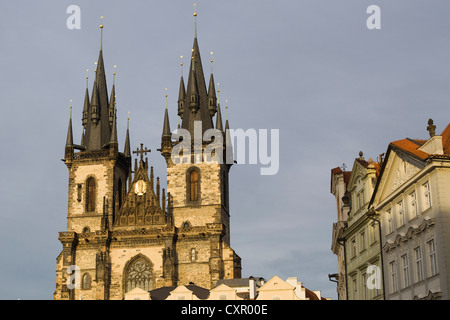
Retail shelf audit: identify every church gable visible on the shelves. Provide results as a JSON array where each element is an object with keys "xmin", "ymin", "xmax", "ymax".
[{"xmin": 114, "ymin": 150, "xmax": 170, "ymax": 228}]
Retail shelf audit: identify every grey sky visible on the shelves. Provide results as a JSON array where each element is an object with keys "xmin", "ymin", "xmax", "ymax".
[{"xmin": 1, "ymin": 0, "xmax": 450, "ymax": 300}]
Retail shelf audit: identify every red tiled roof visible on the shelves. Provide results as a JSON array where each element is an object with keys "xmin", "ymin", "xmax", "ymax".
[
  {"xmin": 390, "ymin": 139, "xmax": 429, "ymax": 160},
  {"xmin": 302, "ymin": 286, "xmax": 319, "ymax": 300},
  {"xmin": 440, "ymin": 123, "xmax": 450, "ymax": 154}
]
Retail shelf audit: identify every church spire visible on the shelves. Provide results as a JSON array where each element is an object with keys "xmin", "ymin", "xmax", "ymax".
[
  {"xmin": 109, "ymin": 103, "xmax": 118, "ymax": 144},
  {"xmin": 66, "ymin": 105, "xmax": 73, "ymax": 147},
  {"xmin": 161, "ymin": 93, "xmax": 173, "ymax": 163},
  {"xmin": 83, "ymin": 21, "xmax": 112, "ymax": 151},
  {"xmin": 225, "ymin": 105, "xmax": 233, "ymax": 164},
  {"xmin": 207, "ymin": 53, "xmax": 217, "ymax": 117},
  {"xmin": 177, "ymin": 60, "xmax": 186, "ymax": 118},
  {"xmin": 162, "ymin": 93, "xmax": 171, "ymax": 137},
  {"xmin": 180, "ymin": 10, "xmax": 214, "ymax": 137},
  {"xmin": 82, "ymin": 72, "xmax": 90, "ymax": 128},
  {"xmin": 124, "ymin": 113, "xmax": 131, "ymax": 158},
  {"xmin": 216, "ymin": 103, "xmax": 224, "ymax": 132},
  {"xmin": 108, "ymin": 65, "xmax": 117, "ymax": 128}
]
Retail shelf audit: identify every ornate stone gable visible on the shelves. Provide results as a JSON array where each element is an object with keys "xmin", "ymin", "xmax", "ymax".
[
  {"xmin": 375, "ymin": 149, "xmax": 425, "ymax": 204},
  {"xmin": 114, "ymin": 154, "xmax": 172, "ymax": 229}
]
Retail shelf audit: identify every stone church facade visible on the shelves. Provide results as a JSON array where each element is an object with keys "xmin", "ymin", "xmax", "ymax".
[{"xmin": 54, "ymin": 19, "xmax": 241, "ymax": 300}]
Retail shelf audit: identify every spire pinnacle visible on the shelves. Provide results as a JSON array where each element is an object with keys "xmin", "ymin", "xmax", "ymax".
[
  {"xmin": 210, "ymin": 51, "xmax": 213, "ymax": 74},
  {"xmin": 124, "ymin": 112, "xmax": 131, "ymax": 157},
  {"xmin": 165, "ymin": 88, "xmax": 168, "ymax": 110},
  {"xmin": 99, "ymin": 16, "xmax": 104, "ymax": 50},
  {"xmin": 110, "ymin": 103, "xmax": 118, "ymax": 144},
  {"xmin": 113, "ymin": 65, "xmax": 116, "ymax": 86},
  {"xmin": 193, "ymin": 4, "xmax": 197, "ymax": 38},
  {"xmin": 225, "ymin": 101, "xmax": 229, "ymax": 121},
  {"xmin": 216, "ymin": 103, "xmax": 224, "ymax": 132},
  {"xmin": 66, "ymin": 102, "xmax": 73, "ymax": 147},
  {"xmin": 180, "ymin": 55, "xmax": 184, "ymax": 77},
  {"xmin": 162, "ymin": 92, "xmax": 171, "ymax": 137}
]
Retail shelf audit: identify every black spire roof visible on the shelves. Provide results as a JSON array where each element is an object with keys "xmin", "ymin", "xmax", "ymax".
[
  {"xmin": 83, "ymin": 47, "xmax": 111, "ymax": 151},
  {"xmin": 180, "ymin": 37, "xmax": 214, "ymax": 137}
]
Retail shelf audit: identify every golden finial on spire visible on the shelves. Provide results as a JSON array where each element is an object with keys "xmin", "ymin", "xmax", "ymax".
[
  {"xmin": 225, "ymin": 100, "xmax": 229, "ymax": 120},
  {"xmin": 217, "ymin": 82, "xmax": 220, "ymax": 103},
  {"xmin": 99, "ymin": 16, "xmax": 104, "ymax": 50},
  {"xmin": 113, "ymin": 65, "xmax": 117, "ymax": 85},
  {"xmin": 180, "ymin": 55, "xmax": 183, "ymax": 76},
  {"xmin": 94, "ymin": 61, "xmax": 97, "ymax": 73},
  {"xmin": 165, "ymin": 88, "xmax": 168, "ymax": 109},
  {"xmin": 193, "ymin": 3, "xmax": 197, "ymax": 38},
  {"xmin": 210, "ymin": 51, "xmax": 214, "ymax": 74}
]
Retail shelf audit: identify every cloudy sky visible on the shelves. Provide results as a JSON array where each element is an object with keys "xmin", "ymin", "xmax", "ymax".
[{"xmin": 1, "ymin": 0, "xmax": 450, "ymax": 300}]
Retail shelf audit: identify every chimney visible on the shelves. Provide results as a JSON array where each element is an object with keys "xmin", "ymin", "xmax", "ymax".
[{"xmin": 249, "ymin": 276, "xmax": 256, "ymax": 300}]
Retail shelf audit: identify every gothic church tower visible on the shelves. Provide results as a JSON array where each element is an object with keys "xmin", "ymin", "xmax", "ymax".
[{"xmin": 54, "ymin": 15, "xmax": 241, "ymax": 300}]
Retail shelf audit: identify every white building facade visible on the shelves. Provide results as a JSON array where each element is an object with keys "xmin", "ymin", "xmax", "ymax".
[{"xmin": 370, "ymin": 123, "xmax": 450, "ymax": 300}]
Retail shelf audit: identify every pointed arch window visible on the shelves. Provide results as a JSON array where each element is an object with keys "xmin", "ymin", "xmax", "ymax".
[
  {"xmin": 82, "ymin": 273, "xmax": 91, "ymax": 290},
  {"xmin": 190, "ymin": 170, "xmax": 199, "ymax": 201},
  {"xmin": 187, "ymin": 167, "xmax": 200, "ymax": 204},
  {"xmin": 191, "ymin": 248, "xmax": 197, "ymax": 262},
  {"xmin": 86, "ymin": 177, "xmax": 96, "ymax": 212},
  {"xmin": 125, "ymin": 256, "xmax": 153, "ymax": 293}
]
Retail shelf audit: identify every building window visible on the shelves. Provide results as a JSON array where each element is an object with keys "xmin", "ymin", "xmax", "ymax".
[
  {"xmin": 77, "ymin": 184, "xmax": 82, "ymax": 202},
  {"xmin": 387, "ymin": 209, "xmax": 394, "ymax": 233},
  {"xmin": 190, "ymin": 248, "xmax": 197, "ymax": 262},
  {"xmin": 352, "ymin": 278, "xmax": 357, "ymax": 299},
  {"xmin": 186, "ymin": 167, "xmax": 200, "ymax": 203},
  {"xmin": 423, "ymin": 182, "xmax": 431, "ymax": 210},
  {"xmin": 362, "ymin": 273, "xmax": 367, "ymax": 300},
  {"xmin": 360, "ymin": 231, "xmax": 366, "ymax": 252},
  {"xmin": 82, "ymin": 273, "xmax": 91, "ymax": 290},
  {"xmin": 356, "ymin": 190, "xmax": 365, "ymax": 210},
  {"xmin": 414, "ymin": 247, "xmax": 423, "ymax": 282},
  {"xmin": 350, "ymin": 238, "xmax": 356, "ymax": 258},
  {"xmin": 428, "ymin": 239, "xmax": 438, "ymax": 276},
  {"xmin": 398, "ymin": 200, "xmax": 405, "ymax": 226},
  {"xmin": 410, "ymin": 191, "xmax": 418, "ymax": 218},
  {"xmin": 370, "ymin": 223, "xmax": 377, "ymax": 244},
  {"xmin": 125, "ymin": 256, "xmax": 153, "ymax": 293},
  {"xmin": 401, "ymin": 254, "xmax": 410, "ymax": 288},
  {"xmin": 86, "ymin": 177, "xmax": 96, "ymax": 212},
  {"xmin": 390, "ymin": 261, "xmax": 397, "ymax": 293}
]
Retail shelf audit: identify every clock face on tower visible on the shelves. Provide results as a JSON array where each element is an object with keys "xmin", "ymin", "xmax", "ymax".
[{"xmin": 134, "ymin": 180, "xmax": 146, "ymax": 196}]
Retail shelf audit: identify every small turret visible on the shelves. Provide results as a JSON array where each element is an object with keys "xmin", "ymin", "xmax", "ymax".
[
  {"xmin": 207, "ymin": 57, "xmax": 217, "ymax": 117},
  {"xmin": 178, "ymin": 62, "xmax": 186, "ymax": 118}
]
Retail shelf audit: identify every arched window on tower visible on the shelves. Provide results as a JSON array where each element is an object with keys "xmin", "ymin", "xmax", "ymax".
[
  {"xmin": 190, "ymin": 248, "xmax": 197, "ymax": 262},
  {"xmin": 82, "ymin": 273, "xmax": 91, "ymax": 290},
  {"xmin": 187, "ymin": 168, "xmax": 200, "ymax": 203},
  {"xmin": 86, "ymin": 177, "xmax": 96, "ymax": 212},
  {"xmin": 190, "ymin": 170, "xmax": 199, "ymax": 201}
]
